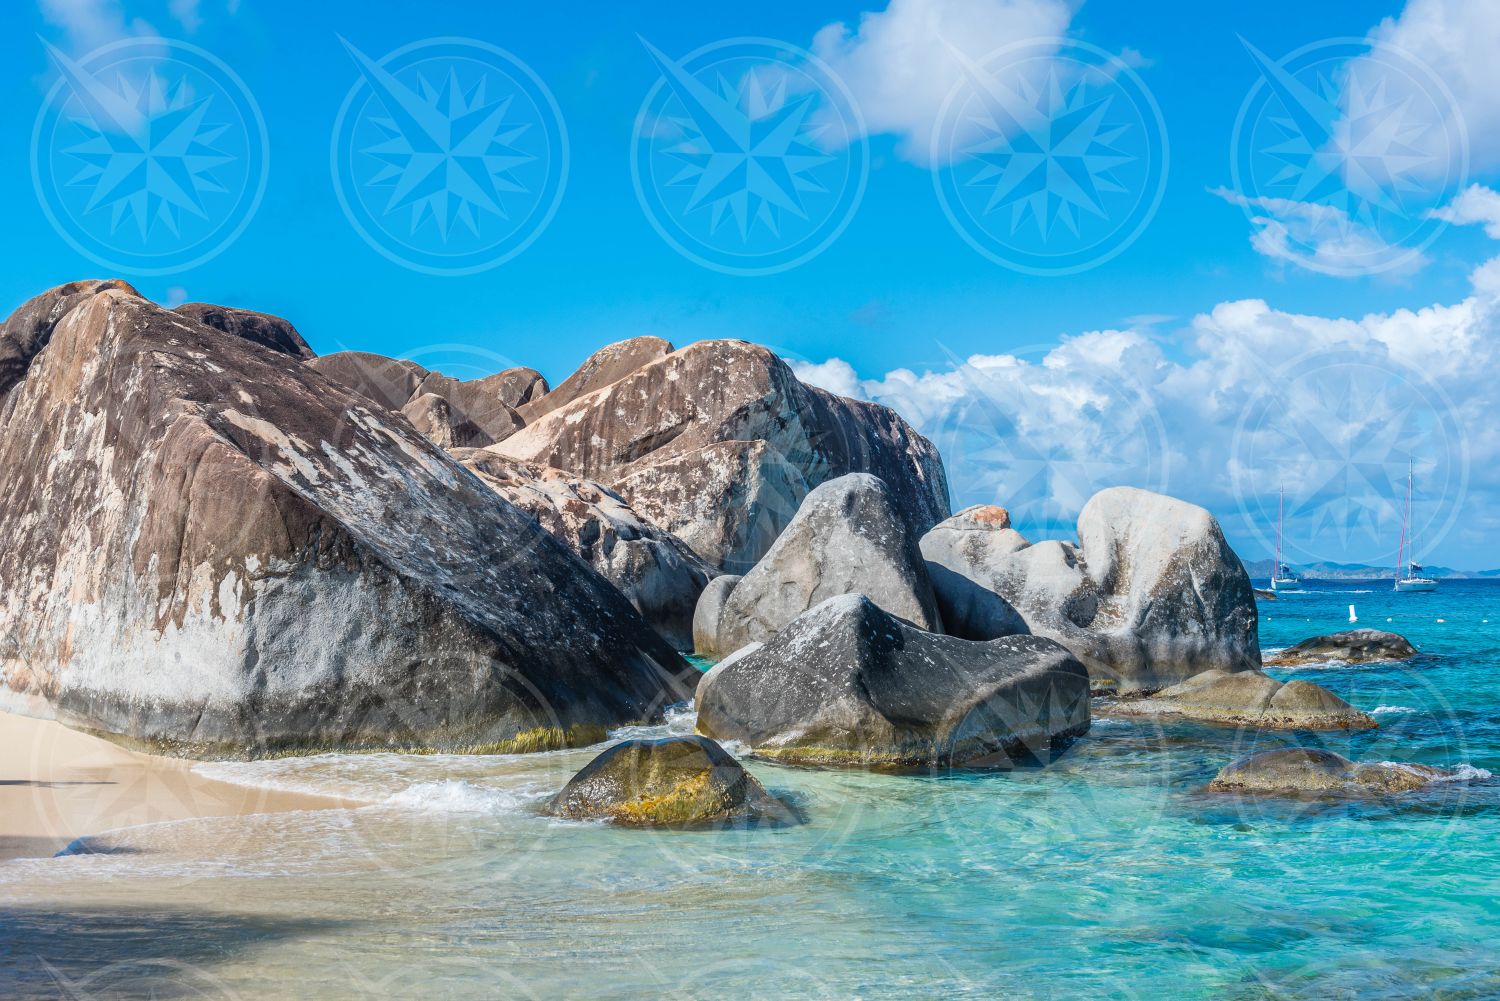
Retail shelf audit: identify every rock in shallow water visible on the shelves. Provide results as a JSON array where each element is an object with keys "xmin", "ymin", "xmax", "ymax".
[
  {"xmin": 1208, "ymin": 747, "xmax": 1477, "ymax": 795},
  {"xmin": 696, "ymin": 594, "xmax": 1091, "ymax": 770},
  {"xmin": 542, "ymin": 735, "xmax": 792, "ymax": 826},
  {"xmin": 1109, "ymin": 670, "xmax": 1375, "ymax": 730},
  {"xmin": 0, "ymin": 282, "xmax": 694, "ymax": 757},
  {"xmin": 714, "ymin": 473, "xmax": 941, "ymax": 655},
  {"xmin": 1264, "ymin": 629, "xmax": 1419, "ymax": 667}
]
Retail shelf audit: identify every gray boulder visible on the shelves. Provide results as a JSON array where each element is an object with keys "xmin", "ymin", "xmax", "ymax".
[
  {"xmin": 927, "ymin": 487, "xmax": 1260, "ymax": 693},
  {"xmin": 542, "ymin": 735, "xmax": 792, "ymax": 826},
  {"xmin": 695, "ymin": 595, "xmax": 1091, "ymax": 770},
  {"xmin": 1264, "ymin": 629, "xmax": 1419, "ymax": 667},
  {"xmin": 919, "ymin": 505, "xmax": 1031, "ymax": 640},
  {"xmin": 1108, "ymin": 669, "xmax": 1375, "ymax": 730},
  {"xmin": 715, "ymin": 474, "xmax": 941, "ymax": 654},
  {"xmin": 454, "ymin": 450, "xmax": 711, "ymax": 649},
  {"xmin": 692, "ymin": 575, "xmax": 742, "ymax": 656},
  {"xmin": 490, "ymin": 338, "xmax": 949, "ymax": 573},
  {"xmin": 0, "ymin": 282, "xmax": 694, "ymax": 757},
  {"xmin": 1209, "ymin": 748, "xmax": 1476, "ymax": 795},
  {"xmin": 402, "ymin": 393, "xmax": 492, "ymax": 449}
]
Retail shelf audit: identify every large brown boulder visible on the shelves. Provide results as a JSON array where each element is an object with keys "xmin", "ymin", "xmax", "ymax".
[
  {"xmin": 453, "ymin": 450, "xmax": 711, "ymax": 649},
  {"xmin": 491, "ymin": 338, "xmax": 950, "ymax": 573},
  {"xmin": 173, "ymin": 302, "xmax": 314, "ymax": 360},
  {"xmin": 0, "ymin": 282, "xmax": 694, "ymax": 757}
]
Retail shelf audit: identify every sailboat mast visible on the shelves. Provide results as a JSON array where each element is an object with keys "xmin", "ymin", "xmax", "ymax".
[
  {"xmin": 1275, "ymin": 488, "xmax": 1283, "ymax": 576},
  {"xmin": 1406, "ymin": 459, "xmax": 1415, "ymax": 572},
  {"xmin": 1396, "ymin": 460, "xmax": 1409, "ymax": 586}
]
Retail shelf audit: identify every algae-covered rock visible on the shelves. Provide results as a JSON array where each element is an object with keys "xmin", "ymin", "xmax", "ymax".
[
  {"xmin": 542, "ymin": 735, "xmax": 791, "ymax": 827},
  {"xmin": 1208, "ymin": 747, "xmax": 1478, "ymax": 795},
  {"xmin": 1110, "ymin": 670, "xmax": 1375, "ymax": 731}
]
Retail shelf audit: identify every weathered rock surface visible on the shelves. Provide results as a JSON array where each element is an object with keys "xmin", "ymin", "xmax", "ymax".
[
  {"xmin": 491, "ymin": 338, "xmax": 949, "ymax": 573},
  {"xmin": 921, "ymin": 487, "xmax": 1260, "ymax": 693},
  {"xmin": 0, "ymin": 282, "xmax": 694, "ymax": 757},
  {"xmin": 306, "ymin": 350, "xmax": 534, "ymax": 446},
  {"xmin": 401, "ymin": 393, "xmax": 491, "ymax": 449},
  {"xmin": 1109, "ymin": 670, "xmax": 1376, "ymax": 730},
  {"xmin": 919, "ymin": 505, "xmax": 1031, "ymax": 641},
  {"xmin": 1208, "ymin": 748, "xmax": 1478, "ymax": 795},
  {"xmin": 692, "ymin": 575, "xmax": 742, "ymax": 656},
  {"xmin": 1264, "ymin": 629, "xmax": 1419, "ymax": 667},
  {"xmin": 453, "ymin": 450, "xmax": 711, "ymax": 649},
  {"xmin": 696, "ymin": 595, "xmax": 1091, "ymax": 770},
  {"xmin": 173, "ymin": 302, "xmax": 314, "ymax": 360},
  {"xmin": 542, "ymin": 735, "xmax": 792, "ymax": 826},
  {"xmin": 715, "ymin": 474, "xmax": 941, "ymax": 654}
]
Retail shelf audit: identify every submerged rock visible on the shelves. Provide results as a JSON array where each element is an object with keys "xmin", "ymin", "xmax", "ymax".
[
  {"xmin": 714, "ymin": 474, "xmax": 941, "ymax": 654},
  {"xmin": 490, "ymin": 338, "xmax": 949, "ymax": 573},
  {"xmin": 542, "ymin": 735, "xmax": 792, "ymax": 826},
  {"xmin": 1208, "ymin": 748, "xmax": 1479, "ymax": 795},
  {"xmin": 691, "ymin": 574, "xmax": 742, "ymax": 656},
  {"xmin": 0, "ymin": 282, "xmax": 694, "ymax": 757},
  {"xmin": 696, "ymin": 595, "xmax": 1091, "ymax": 770},
  {"xmin": 919, "ymin": 487, "xmax": 1260, "ymax": 693},
  {"xmin": 454, "ymin": 450, "xmax": 711, "ymax": 649},
  {"xmin": 1264, "ymin": 629, "xmax": 1418, "ymax": 666},
  {"xmin": 1109, "ymin": 670, "xmax": 1376, "ymax": 731}
]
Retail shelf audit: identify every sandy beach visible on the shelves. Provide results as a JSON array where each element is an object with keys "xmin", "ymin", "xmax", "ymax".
[{"xmin": 0, "ymin": 710, "xmax": 359, "ymax": 863}]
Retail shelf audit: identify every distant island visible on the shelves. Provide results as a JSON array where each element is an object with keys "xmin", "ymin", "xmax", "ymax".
[{"xmin": 1242, "ymin": 559, "xmax": 1500, "ymax": 580}]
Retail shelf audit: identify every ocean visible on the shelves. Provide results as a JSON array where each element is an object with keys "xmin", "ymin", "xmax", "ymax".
[{"xmin": 2, "ymin": 580, "xmax": 1496, "ymax": 1000}]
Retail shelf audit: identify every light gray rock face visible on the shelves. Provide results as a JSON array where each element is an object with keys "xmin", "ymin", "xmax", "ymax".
[
  {"xmin": 692, "ymin": 575, "xmax": 742, "ymax": 656},
  {"xmin": 0, "ymin": 282, "xmax": 694, "ymax": 757},
  {"xmin": 1107, "ymin": 669, "xmax": 1376, "ymax": 730},
  {"xmin": 453, "ymin": 450, "xmax": 711, "ymax": 650},
  {"xmin": 1209, "ymin": 748, "xmax": 1475, "ymax": 795},
  {"xmin": 306, "ymin": 350, "xmax": 532, "ymax": 446},
  {"xmin": 1264, "ymin": 629, "xmax": 1419, "ymax": 666},
  {"xmin": 715, "ymin": 474, "xmax": 941, "ymax": 654},
  {"xmin": 923, "ymin": 487, "xmax": 1259, "ymax": 694},
  {"xmin": 919, "ymin": 505, "xmax": 1031, "ymax": 641},
  {"xmin": 517, "ymin": 335, "xmax": 673, "ymax": 424},
  {"xmin": 696, "ymin": 595, "xmax": 1090, "ymax": 769},
  {"xmin": 491, "ymin": 339, "xmax": 949, "ymax": 574}
]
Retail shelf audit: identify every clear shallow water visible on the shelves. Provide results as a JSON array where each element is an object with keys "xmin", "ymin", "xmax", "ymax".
[{"xmin": 3, "ymin": 581, "xmax": 1499, "ymax": 1000}]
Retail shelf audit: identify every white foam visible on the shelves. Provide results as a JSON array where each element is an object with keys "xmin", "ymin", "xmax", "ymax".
[
  {"xmin": 608, "ymin": 702, "xmax": 698, "ymax": 742},
  {"xmin": 1378, "ymin": 762, "xmax": 1493, "ymax": 784},
  {"xmin": 1371, "ymin": 705, "xmax": 1416, "ymax": 715},
  {"xmin": 380, "ymin": 780, "xmax": 545, "ymax": 814}
]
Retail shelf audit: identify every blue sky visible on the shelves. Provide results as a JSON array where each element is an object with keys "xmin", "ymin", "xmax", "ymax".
[{"xmin": 7, "ymin": 0, "xmax": 1500, "ymax": 570}]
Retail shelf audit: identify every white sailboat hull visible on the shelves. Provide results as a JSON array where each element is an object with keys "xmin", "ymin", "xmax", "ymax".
[
  {"xmin": 1394, "ymin": 578, "xmax": 1438, "ymax": 592},
  {"xmin": 1270, "ymin": 578, "xmax": 1302, "ymax": 592}
]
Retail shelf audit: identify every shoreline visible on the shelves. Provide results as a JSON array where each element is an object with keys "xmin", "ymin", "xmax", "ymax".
[{"xmin": 0, "ymin": 710, "xmax": 361, "ymax": 863}]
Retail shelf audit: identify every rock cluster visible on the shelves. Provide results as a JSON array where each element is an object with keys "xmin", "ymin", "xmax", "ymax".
[{"xmin": 1264, "ymin": 629, "xmax": 1419, "ymax": 667}]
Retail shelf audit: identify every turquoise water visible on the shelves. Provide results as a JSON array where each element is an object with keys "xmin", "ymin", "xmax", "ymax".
[{"xmin": 2, "ymin": 581, "xmax": 1497, "ymax": 1000}]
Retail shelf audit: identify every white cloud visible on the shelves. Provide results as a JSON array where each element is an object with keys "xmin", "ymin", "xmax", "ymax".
[
  {"xmin": 1432, "ymin": 183, "xmax": 1500, "ymax": 238},
  {"xmin": 812, "ymin": 0, "xmax": 1076, "ymax": 164},
  {"xmin": 795, "ymin": 187, "xmax": 1500, "ymax": 567},
  {"xmin": 38, "ymin": 0, "xmax": 155, "ymax": 52},
  {"xmin": 168, "ymin": 0, "xmax": 201, "ymax": 32},
  {"xmin": 1212, "ymin": 188, "xmax": 1430, "ymax": 278}
]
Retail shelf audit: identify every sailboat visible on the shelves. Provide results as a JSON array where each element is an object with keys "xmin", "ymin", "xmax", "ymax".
[
  {"xmin": 1270, "ymin": 488, "xmax": 1302, "ymax": 592},
  {"xmin": 1395, "ymin": 459, "xmax": 1438, "ymax": 593}
]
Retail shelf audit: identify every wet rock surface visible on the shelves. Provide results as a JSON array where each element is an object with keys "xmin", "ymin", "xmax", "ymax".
[{"xmin": 1264, "ymin": 629, "xmax": 1419, "ymax": 666}]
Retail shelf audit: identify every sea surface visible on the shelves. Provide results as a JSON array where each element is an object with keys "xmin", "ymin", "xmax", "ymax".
[{"xmin": 2, "ymin": 581, "xmax": 1497, "ymax": 1000}]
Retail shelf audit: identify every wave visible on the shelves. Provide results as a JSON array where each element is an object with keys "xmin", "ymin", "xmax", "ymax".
[
  {"xmin": 380, "ymin": 780, "xmax": 547, "ymax": 814},
  {"xmin": 1371, "ymin": 705, "xmax": 1417, "ymax": 715},
  {"xmin": 1378, "ymin": 761, "xmax": 1493, "ymax": 783}
]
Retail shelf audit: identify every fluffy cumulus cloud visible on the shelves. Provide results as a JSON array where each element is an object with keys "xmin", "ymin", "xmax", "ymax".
[
  {"xmin": 793, "ymin": 188, "xmax": 1500, "ymax": 569},
  {"xmin": 812, "ymin": 0, "xmax": 1076, "ymax": 164}
]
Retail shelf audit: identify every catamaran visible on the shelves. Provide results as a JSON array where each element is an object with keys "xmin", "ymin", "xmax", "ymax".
[
  {"xmin": 1395, "ymin": 459, "xmax": 1438, "ymax": 593},
  {"xmin": 1271, "ymin": 488, "xmax": 1302, "ymax": 592}
]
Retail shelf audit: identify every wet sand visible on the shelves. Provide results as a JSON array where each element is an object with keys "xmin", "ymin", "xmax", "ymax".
[{"xmin": 0, "ymin": 710, "xmax": 360, "ymax": 862}]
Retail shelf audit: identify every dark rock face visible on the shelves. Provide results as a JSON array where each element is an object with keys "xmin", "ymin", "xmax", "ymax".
[
  {"xmin": 919, "ymin": 505, "xmax": 1031, "ymax": 641},
  {"xmin": 921, "ymin": 487, "xmax": 1260, "ymax": 694},
  {"xmin": 401, "ymin": 393, "xmax": 492, "ymax": 449},
  {"xmin": 1209, "ymin": 748, "xmax": 1472, "ymax": 795},
  {"xmin": 542, "ymin": 735, "xmax": 791, "ymax": 826},
  {"xmin": 1265, "ymin": 629, "xmax": 1419, "ymax": 667},
  {"xmin": 491, "ymin": 339, "xmax": 950, "ymax": 574},
  {"xmin": 692, "ymin": 575, "xmax": 742, "ymax": 656},
  {"xmin": 306, "ymin": 350, "xmax": 531, "ymax": 446},
  {"xmin": 173, "ymin": 302, "xmax": 314, "ymax": 360},
  {"xmin": 1107, "ymin": 670, "xmax": 1375, "ymax": 730},
  {"xmin": 696, "ymin": 595, "xmax": 1091, "ymax": 770},
  {"xmin": 454, "ymin": 450, "xmax": 711, "ymax": 649},
  {"xmin": 0, "ymin": 283, "xmax": 694, "ymax": 757},
  {"xmin": 715, "ymin": 474, "xmax": 941, "ymax": 654}
]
